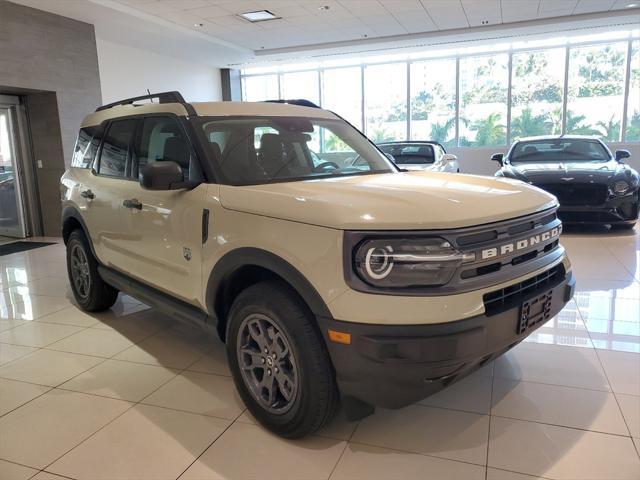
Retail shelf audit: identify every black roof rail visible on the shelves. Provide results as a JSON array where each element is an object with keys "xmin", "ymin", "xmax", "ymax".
[
  {"xmin": 95, "ymin": 91, "xmax": 196, "ymax": 116},
  {"xmin": 264, "ymin": 99, "xmax": 320, "ymax": 109}
]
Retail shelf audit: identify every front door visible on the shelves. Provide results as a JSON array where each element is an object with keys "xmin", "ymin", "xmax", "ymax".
[
  {"xmin": 119, "ymin": 115, "xmax": 206, "ymax": 306},
  {"xmin": 0, "ymin": 106, "xmax": 26, "ymax": 238}
]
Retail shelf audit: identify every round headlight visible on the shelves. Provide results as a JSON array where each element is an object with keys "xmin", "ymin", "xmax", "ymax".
[
  {"xmin": 613, "ymin": 180, "xmax": 630, "ymax": 195},
  {"xmin": 354, "ymin": 238, "xmax": 468, "ymax": 288},
  {"xmin": 364, "ymin": 245, "xmax": 394, "ymax": 280}
]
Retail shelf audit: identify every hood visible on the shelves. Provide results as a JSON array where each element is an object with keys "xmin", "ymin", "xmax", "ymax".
[
  {"xmin": 219, "ymin": 172, "xmax": 557, "ymax": 230},
  {"xmin": 503, "ymin": 160, "xmax": 623, "ymax": 184}
]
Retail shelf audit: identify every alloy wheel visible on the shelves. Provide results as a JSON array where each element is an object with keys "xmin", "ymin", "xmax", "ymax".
[
  {"xmin": 70, "ymin": 244, "xmax": 90, "ymax": 299},
  {"xmin": 236, "ymin": 313, "xmax": 299, "ymax": 414}
]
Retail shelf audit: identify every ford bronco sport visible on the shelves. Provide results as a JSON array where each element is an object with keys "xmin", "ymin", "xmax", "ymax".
[{"xmin": 61, "ymin": 91, "xmax": 575, "ymax": 438}]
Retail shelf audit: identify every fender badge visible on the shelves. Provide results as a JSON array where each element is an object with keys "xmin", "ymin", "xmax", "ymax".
[
  {"xmin": 560, "ymin": 177, "xmax": 574, "ymax": 181},
  {"xmin": 183, "ymin": 247, "xmax": 192, "ymax": 261}
]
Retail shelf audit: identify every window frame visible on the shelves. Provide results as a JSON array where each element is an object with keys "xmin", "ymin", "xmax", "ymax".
[
  {"xmin": 92, "ymin": 113, "xmax": 210, "ymax": 184},
  {"xmin": 132, "ymin": 114, "xmax": 197, "ymax": 181},
  {"xmin": 94, "ymin": 117, "xmax": 139, "ymax": 181}
]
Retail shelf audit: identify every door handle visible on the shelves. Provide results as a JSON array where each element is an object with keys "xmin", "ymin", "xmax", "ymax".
[
  {"xmin": 122, "ymin": 198, "xmax": 142, "ymax": 210},
  {"xmin": 80, "ymin": 189, "xmax": 95, "ymax": 199}
]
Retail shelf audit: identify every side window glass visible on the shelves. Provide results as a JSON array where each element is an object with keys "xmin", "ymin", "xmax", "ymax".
[
  {"xmin": 71, "ymin": 126, "xmax": 100, "ymax": 168},
  {"xmin": 136, "ymin": 117, "xmax": 190, "ymax": 179},
  {"xmin": 98, "ymin": 119, "xmax": 136, "ymax": 177}
]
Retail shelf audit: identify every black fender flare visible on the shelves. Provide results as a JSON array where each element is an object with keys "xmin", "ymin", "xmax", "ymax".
[
  {"xmin": 205, "ymin": 247, "xmax": 333, "ymax": 321},
  {"xmin": 61, "ymin": 206, "xmax": 99, "ymax": 259}
]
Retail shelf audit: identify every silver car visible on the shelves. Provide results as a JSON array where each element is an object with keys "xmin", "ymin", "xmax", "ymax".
[{"xmin": 377, "ymin": 141, "xmax": 460, "ymax": 173}]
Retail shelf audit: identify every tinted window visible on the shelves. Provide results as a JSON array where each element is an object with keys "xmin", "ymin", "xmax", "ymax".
[
  {"xmin": 378, "ymin": 143, "xmax": 435, "ymax": 164},
  {"xmin": 71, "ymin": 126, "xmax": 100, "ymax": 168},
  {"xmin": 98, "ymin": 119, "xmax": 136, "ymax": 177},
  {"xmin": 135, "ymin": 117, "xmax": 191, "ymax": 179},
  {"xmin": 510, "ymin": 139, "xmax": 610, "ymax": 162}
]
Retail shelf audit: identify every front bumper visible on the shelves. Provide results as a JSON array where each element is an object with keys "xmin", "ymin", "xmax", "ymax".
[
  {"xmin": 557, "ymin": 193, "xmax": 639, "ymax": 225},
  {"xmin": 319, "ymin": 269, "xmax": 575, "ymax": 409}
]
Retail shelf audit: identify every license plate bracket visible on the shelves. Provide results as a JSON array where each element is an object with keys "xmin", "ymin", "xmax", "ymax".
[{"xmin": 518, "ymin": 290, "xmax": 553, "ymax": 335}]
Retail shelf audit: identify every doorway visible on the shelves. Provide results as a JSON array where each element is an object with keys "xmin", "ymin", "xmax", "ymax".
[{"xmin": 0, "ymin": 99, "xmax": 27, "ymax": 238}]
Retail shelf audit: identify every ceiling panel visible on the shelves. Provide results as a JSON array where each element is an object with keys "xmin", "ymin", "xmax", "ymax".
[
  {"xmin": 538, "ymin": 0, "xmax": 578, "ymax": 17},
  {"xmin": 461, "ymin": 0, "xmax": 502, "ymax": 27},
  {"xmin": 611, "ymin": 0, "xmax": 640, "ymax": 9},
  {"xmin": 86, "ymin": 0, "xmax": 636, "ymax": 53},
  {"xmin": 420, "ymin": 0, "xmax": 470, "ymax": 30},
  {"xmin": 500, "ymin": 0, "xmax": 541, "ymax": 23},
  {"xmin": 573, "ymin": 0, "xmax": 617, "ymax": 14},
  {"xmin": 380, "ymin": 0, "xmax": 426, "ymax": 14},
  {"xmin": 392, "ymin": 10, "xmax": 438, "ymax": 34}
]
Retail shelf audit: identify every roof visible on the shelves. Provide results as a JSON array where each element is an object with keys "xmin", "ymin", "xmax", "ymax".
[{"xmin": 81, "ymin": 100, "xmax": 338, "ymax": 128}]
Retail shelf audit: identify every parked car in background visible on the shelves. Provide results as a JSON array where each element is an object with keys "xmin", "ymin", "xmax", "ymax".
[
  {"xmin": 377, "ymin": 141, "xmax": 460, "ymax": 173},
  {"xmin": 493, "ymin": 136, "xmax": 639, "ymax": 229}
]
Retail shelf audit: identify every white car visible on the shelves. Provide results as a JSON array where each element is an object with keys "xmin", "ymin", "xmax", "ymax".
[{"xmin": 377, "ymin": 141, "xmax": 460, "ymax": 173}]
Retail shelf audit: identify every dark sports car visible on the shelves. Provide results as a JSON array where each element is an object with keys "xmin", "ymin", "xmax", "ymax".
[{"xmin": 492, "ymin": 136, "xmax": 639, "ymax": 229}]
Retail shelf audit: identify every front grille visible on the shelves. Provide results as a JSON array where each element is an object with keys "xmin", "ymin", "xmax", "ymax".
[
  {"xmin": 536, "ymin": 183, "xmax": 608, "ymax": 206},
  {"xmin": 483, "ymin": 264, "xmax": 565, "ymax": 316},
  {"xmin": 559, "ymin": 211, "xmax": 623, "ymax": 223},
  {"xmin": 456, "ymin": 210, "xmax": 557, "ymax": 248}
]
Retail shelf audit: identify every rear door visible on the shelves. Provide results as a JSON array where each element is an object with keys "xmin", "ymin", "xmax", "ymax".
[
  {"xmin": 118, "ymin": 115, "xmax": 206, "ymax": 306},
  {"xmin": 80, "ymin": 118, "xmax": 139, "ymax": 268}
]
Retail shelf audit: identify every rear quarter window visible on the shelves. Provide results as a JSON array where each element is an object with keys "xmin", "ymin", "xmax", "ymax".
[{"xmin": 71, "ymin": 126, "xmax": 101, "ymax": 168}]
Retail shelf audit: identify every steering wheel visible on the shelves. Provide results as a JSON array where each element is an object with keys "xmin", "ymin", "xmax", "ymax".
[{"xmin": 313, "ymin": 161, "xmax": 339, "ymax": 173}]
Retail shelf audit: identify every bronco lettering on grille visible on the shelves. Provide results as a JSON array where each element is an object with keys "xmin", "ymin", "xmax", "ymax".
[{"xmin": 481, "ymin": 227, "xmax": 561, "ymax": 260}]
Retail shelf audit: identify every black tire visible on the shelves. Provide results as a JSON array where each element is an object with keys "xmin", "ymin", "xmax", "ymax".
[
  {"xmin": 226, "ymin": 280, "xmax": 338, "ymax": 438},
  {"xmin": 66, "ymin": 229, "xmax": 118, "ymax": 312}
]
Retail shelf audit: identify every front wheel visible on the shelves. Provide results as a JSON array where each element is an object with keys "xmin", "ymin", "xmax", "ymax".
[
  {"xmin": 226, "ymin": 280, "xmax": 338, "ymax": 438},
  {"xmin": 66, "ymin": 229, "xmax": 118, "ymax": 312}
]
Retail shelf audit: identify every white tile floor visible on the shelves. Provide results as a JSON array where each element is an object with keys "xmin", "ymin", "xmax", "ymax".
[{"xmin": 0, "ymin": 230, "xmax": 638, "ymax": 480}]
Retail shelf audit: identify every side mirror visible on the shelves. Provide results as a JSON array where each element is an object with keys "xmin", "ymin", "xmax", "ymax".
[
  {"xmin": 615, "ymin": 149, "xmax": 630, "ymax": 162},
  {"xmin": 491, "ymin": 153, "xmax": 504, "ymax": 166},
  {"xmin": 140, "ymin": 161, "xmax": 186, "ymax": 190},
  {"xmin": 442, "ymin": 153, "xmax": 457, "ymax": 162}
]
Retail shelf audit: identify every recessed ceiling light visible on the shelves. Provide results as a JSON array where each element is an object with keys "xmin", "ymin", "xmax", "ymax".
[
  {"xmin": 318, "ymin": 5, "xmax": 330, "ymax": 10},
  {"xmin": 238, "ymin": 10, "xmax": 280, "ymax": 23},
  {"xmin": 626, "ymin": 2, "xmax": 638, "ymax": 7},
  {"xmin": 194, "ymin": 23, "xmax": 203, "ymax": 28}
]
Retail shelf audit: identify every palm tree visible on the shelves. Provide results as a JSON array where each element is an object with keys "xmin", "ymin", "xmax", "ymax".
[
  {"xmin": 625, "ymin": 112, "xmax": 640, "ymax": 141},
  {"xmin": 429, "ymin": 118, "xmax": 456, "ymax": 144},
  {"xmin": 565, "ymin": 111, "xmax": 599, "ymax": 135},
  {"xmin": 471, "ymin": 113, "xmax": 506, "ymax": 146},
  {"xmin": 596, "ymin": 116, "xmax": 621, "ymax": 142},
  {"xmin": 511, "ymin": 108, "xmax": 551, "ymax": 140}
]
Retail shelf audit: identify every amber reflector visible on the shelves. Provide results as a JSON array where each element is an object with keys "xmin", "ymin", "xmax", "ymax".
[{"xmin": 328, "ymin": 329, "xmax": 351, "ymax": 344}]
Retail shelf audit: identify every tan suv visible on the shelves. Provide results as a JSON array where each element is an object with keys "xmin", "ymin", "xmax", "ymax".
[{"xmin": 61, "ymin": 91, "xmax": 575, "ymax": 438}]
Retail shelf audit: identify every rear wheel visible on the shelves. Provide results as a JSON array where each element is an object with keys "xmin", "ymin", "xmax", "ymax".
[
  {"xmin": 226, "ymin": 280, "xmax": 338, "ymax": 438},
  {"xmin": 66, "ymin": 229, "xmax": 118, "ymax": 312}
]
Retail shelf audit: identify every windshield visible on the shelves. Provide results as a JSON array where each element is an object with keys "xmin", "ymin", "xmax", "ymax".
[
  {"xmin": 198, "ymin": 116, "xmax": 395, "ymax": 185},
  {"xmin": 510, "ymin": 139, "xmax": 610, "ymax": 163},
  {"xmin": 378, "ymin": 143, "xmax": 436, "ymax": 164}
]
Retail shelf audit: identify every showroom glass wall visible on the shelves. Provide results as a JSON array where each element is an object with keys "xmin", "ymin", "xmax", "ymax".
[{"xmin": 240, "ymin": 30, "xmax": 640, "ymax": 149}]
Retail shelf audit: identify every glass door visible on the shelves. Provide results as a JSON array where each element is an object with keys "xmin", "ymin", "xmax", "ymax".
[{"xmin": 0, "ymin": 107, "xmax": 26, "ymax": 238}]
